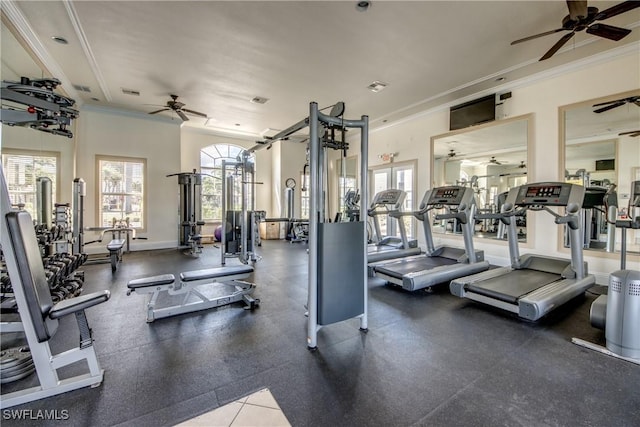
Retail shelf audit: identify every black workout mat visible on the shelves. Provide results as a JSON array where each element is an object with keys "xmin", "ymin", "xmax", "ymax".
[{"xmin": 467, "ymin": 269, "xmax": 561, "ymax": 304}]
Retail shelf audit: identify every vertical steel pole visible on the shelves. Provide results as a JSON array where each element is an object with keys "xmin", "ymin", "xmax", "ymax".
[
  {"xmin": 241, "ymin": 160, "xmax": 248, "ymax": 264},
  {"xmin": 360, "ymin": 114, "xmax": 369, "ymax": 331},
  {"xmin": 72, "ymin": 178, "xmax": 86, "ymax": 254},
  {"xmin": 307, "ymin": 102, "xmax": 319, "ymax": 349},
  {"xmin": 221, "ymin": 161, "xmax": 227, "ymax": 265}
]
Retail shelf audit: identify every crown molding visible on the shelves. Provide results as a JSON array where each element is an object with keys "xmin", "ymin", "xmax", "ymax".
[
  {"xmin": 371, "ymin": 41, "xmax": 640, "ymax": 134},
  {"xmin": 1, "ymin": 1, "xmax": 81, "ymax": 104},
  {"xmin": 63, "ymin": 0, "xmax": 112, "ymax": 102}
]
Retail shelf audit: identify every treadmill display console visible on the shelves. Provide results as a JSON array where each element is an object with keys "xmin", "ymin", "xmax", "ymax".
[
  {"xmin": 525, "ymin": 185, "xmax": 562, "ymax": 198},
  {"xmin": 517, "ymin": 184, "xmax": 571, "ymax": 206},
  {"xmin": 372, "ymin": 189, "xmax": 404, "ymax": 206},
  {"xmin": 427, "ymin": 186, "xmax": 464, "ymax": 205}
]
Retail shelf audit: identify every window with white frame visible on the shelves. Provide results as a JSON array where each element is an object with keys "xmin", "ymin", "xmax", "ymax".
[
  {"xmin": 200, "ymin": 144, "xmax": 253, "ymax": 221},
  {"xmin": 2, "ymin": 150, "xmax": 58, "ymax": 218},
  {"xmin": 97, "ymin": 156, "xmax": 145, "ymax": 229}
]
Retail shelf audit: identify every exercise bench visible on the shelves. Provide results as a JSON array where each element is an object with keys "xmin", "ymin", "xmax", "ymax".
[
  {"xmin": 1, "ymin": 211, "xmax": 110, "ymax": 408},
  {"xmin": 107, "ymin": 238, "xmax": 125, "ymax": 272},
  {"xmin": 127, "ymin": 265, "xmax": 259, "ymax": 322}
]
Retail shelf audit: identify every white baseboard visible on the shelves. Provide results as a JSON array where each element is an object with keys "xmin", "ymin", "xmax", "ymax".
[{"xmin": 83, "ymin": 240, "xmax": 177, "ymax": 255}]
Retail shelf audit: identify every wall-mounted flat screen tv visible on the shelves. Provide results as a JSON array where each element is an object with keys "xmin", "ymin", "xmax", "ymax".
[
  {"xmin": 449, "ymin": 94, "xmax": 496, "ymax": 131},
  {"xmin": 595, "ymin": 159, "xmax": 615, "ymax": 171}
]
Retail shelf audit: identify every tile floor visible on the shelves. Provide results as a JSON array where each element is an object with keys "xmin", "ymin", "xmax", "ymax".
[{"xmin": 176, "ymin": 388, "xmax": 291, "ymax": 427}]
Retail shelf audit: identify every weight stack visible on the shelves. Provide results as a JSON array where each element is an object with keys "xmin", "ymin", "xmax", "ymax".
[{"xmin": 606, "ymin": 269, "xmax": 640, "ymax": 359}]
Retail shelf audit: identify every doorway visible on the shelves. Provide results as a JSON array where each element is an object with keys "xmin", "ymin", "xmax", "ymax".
[{"xmin": 370, "ymin": 161, "xmax": 417, "ymax": 239}]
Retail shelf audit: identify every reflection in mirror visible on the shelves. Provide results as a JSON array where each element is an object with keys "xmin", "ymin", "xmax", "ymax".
[
  {"xmin": 562, "ymin": 90, "xmax": 640, "ymax": 255},
  {"xmin": 432, "ymin": 115, "xmax": 530, "ymax": 242},
  {"xmin": 1, "ymin": 20, "xmax": 76, "ymax": 213},
  {"xmin": 336, "ymin": 155, "xmax": 358, "ymax": 217}
]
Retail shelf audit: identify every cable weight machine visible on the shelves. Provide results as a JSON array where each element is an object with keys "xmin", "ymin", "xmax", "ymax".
[
  {"xmin": 167, "ymin": 170, "xmax": 206, "ymax": 256},
  {"xmin": 220, "ymin": 157, "xmax": 260, "ymax": 265},
  {"xmin": 248, "ymin": 101, "xmax": 369, "ymax": 350}
]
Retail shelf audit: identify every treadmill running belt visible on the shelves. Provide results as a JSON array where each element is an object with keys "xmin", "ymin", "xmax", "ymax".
[
  {"xmin": 467, "ymin": 269, "xmax": 561, "ymax": 304},
  {"xmin": 375, "ymin": 256, "xmax": 458, "ymax": 279}
]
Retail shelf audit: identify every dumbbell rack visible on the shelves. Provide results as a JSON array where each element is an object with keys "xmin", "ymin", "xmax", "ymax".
[{"xmin": 1, "ymin": 223, "xmax": 87, "ymax": 385}]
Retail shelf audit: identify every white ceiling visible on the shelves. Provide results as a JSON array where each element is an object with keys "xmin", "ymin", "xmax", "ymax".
[{"xmin": 2, "ymin": 1, "xmax": 640, "ymax": 138}]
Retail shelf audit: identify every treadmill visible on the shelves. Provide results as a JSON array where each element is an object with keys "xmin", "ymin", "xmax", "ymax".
[
  {"xmin": 367, "ymin": 189, "xmax": 421, "ymax": 264},
  {"xmin": 373, "ymin": 186, "xmax": 489, "ymax": 291},
  {"xmin": 450, "ymin": 182, "xmax": 596, "ymax": 321}
]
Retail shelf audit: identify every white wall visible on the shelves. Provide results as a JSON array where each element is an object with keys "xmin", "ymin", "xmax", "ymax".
[
  {"xmin": 365, "ymin": 50, "xmax": 640, "ymax": 283},
  {"xmin": 76, "ymin": 107, "xmax": 181, "ymax": 251}
]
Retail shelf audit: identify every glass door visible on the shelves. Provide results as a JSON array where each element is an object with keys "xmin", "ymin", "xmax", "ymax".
[
  {"xmin": 394, "ymin": 165, "xmax": 415, "ymax": 239},
  {"xmin": 370, "ymin": 163, "xmax": 416, "ymax": 239}
]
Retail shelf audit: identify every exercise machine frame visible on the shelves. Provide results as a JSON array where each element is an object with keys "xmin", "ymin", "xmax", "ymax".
[
  {"xmin": 167, "ymin": 171, "xmax": 206, "ymax": 256},
  {"xmin": 248, "ymin": 102, "xmax": 369, "ymax": 349},
  {"xmin": 126, "ymin": 265, "xmax": 258, "ymax": 322},
  {"xmin": 0, "ymin": 166, "xmax": 110, "ymax": 409},
  {"xmin": 220, "ymin": 158, "xmax": 259, "ymax": 265}
]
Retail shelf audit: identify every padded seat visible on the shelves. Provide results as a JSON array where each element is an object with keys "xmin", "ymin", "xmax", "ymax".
[
  {"xmin": 107, "ymin": 239, "xmax": 126, "ymax": 251},
  {"xmin": 127, "ymin": 274, "xmax": 175, "ymax": 290},
  {"xmin": 180, "ymin": 265, "xmax": 253, "ymax": 282}
]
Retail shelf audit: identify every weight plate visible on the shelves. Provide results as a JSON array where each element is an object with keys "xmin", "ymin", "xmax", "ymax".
[
  {"xmin": 0, "ymin": 346, "xmax": 32, "ymax": 370},
  {"xmin": 0, "ymin": 365, "xmax": 35, "ymax": 383},
  {"xmin": 1, "ymin": 360, "xmax": 34, "ymax": 378}
]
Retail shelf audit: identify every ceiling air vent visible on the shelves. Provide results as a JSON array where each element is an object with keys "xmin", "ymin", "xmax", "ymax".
[
  {"xmin": 121, "ymin": 88, "xmax": 140, "ymax": 96},
  {"xmin": 72, "ymin": 84, "xmax": 91, "ymax": 93},
  {"xmin": 367, "ymin": 81, "xmax": 388, "ymax": 93}
]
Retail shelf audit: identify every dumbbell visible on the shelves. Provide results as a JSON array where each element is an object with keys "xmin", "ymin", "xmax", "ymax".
[
  {"xmin": 63, "ymin": 278, "xmax": 82, "ymax": 294},
  {"xmin": 1, "ymin": 275, "xmax": 13, "ymax": 294}
]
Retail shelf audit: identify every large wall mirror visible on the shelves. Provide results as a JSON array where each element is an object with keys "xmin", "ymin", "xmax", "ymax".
[
  {"xmin": 431, "ymin": 114, "xmax": 531, "ymax": 243},
  {"xmin": 560, "ymin": 90, "xmax": 640, "ymax": 256},
  {"xmin": 1, "ymin": 19, "xmax": 77, "ymax": 207}
]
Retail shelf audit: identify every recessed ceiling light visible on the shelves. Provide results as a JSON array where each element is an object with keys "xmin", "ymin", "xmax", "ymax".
[
  {"xmin": 367, "ymin": 81, "xmax": 388, "ymax": 93},
  {"xmin": 356, "ymin": 1, "xmax": 372, "ymax": 12},
  {"xmin": 51, "ymin": 36, "xmax": 68, "ymax": 45}
]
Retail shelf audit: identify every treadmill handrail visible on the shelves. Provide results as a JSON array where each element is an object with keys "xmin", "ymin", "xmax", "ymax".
[
  {"xmin": 434, "ymin": 211, "xmax": 468, "ymax": 225},
  {"xmin": 367, "ymin": 207, "xmax": 396, "ymax": 216},
  {"xmin": 390, "ymin": 210, "xmax": 417, "ymax": 218},
  {"xmin": 475, "ymin": 207, "xmax": 525, "ymax": 225}
]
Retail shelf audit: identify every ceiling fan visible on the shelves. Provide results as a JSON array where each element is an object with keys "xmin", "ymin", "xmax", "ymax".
[
  {"xmin": 148, "ymin": 94, "xmax": 207, "ymax": 121},
  {"xmin": 592, "ymin": 95, "xmax": 640, "ymax": 113},
  {"xmin": 511, "ymin": 0, "xmax": 640, "ymax": 61},
  {"xmin": 619, "ymin": 130, "xmax": 640, "ymax": 137},
  {"xmin": 486, "ymin": 156, "xmax": 505, "ymax": 166}
]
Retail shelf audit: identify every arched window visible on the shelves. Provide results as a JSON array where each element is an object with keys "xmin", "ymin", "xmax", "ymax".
[{"xmin": 200, "ymin": 144, "xmax": 253, "ymax": 221}]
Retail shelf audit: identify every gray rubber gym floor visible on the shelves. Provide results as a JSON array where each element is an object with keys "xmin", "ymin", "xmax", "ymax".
[{"xmin": 2, "ymin": 240, "xmax": 639, "ymax": 426}]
